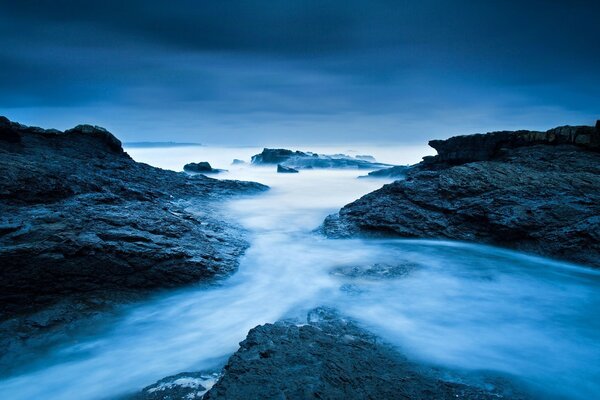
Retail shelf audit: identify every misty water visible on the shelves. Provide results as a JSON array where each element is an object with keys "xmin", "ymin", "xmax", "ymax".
[{"xmin": 0, "ymin": 145, "xmax": 598, "ymax": 400}]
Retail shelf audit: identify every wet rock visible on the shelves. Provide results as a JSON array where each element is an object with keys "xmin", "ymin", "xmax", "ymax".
[
  {"xmin": 202, "ymin": 308, "xmax": 531, "ymax": 400},
  {"xmin": 251, "ymin": 148, "xmax": 308, "ymax": 164},
  {"xmin": 133, "ymin": 371, "xmax": 221, "ymax": 400},
  {"xmin": 277, "ymin": 164, "xmax": 299, "ymax": 173},
  {"xmin": 184, "ymin": 162, "xmax": 226, "ymax": 174},
  {"xmin": 251, "ymin": 148, "xmax": 392, "ymax": 170},
  {"xmin": 323, "ymin": 122, "xmax": 600, "ymax": 268},
  {"xmin": 362, "ymin": 165, "xmax": 410, "ymax": 178},
  {"xmin": 0, "ymin": 116, "xmax": 267, "ymax": 368}
]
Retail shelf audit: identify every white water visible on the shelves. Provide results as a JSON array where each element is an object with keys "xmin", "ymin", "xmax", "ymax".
[{"xmin": 0, "ymin": 145, "xmax": 598, "ymax": 399}]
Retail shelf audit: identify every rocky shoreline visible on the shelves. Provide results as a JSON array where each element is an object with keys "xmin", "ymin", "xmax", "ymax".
[
  {"xmin": 3, "ymin": 118, "xmax": 597, "ymax": 398},
  {"xmin": 0, "ymin": 117, "xmax": 267, "ymax": 370},
  {"xmin": 136, "ymin": 309, "xmax": 533, "ymax": 400},
  {"xmin": 323, "ymin": 122, "xmax": 600, "ymax": 268}
]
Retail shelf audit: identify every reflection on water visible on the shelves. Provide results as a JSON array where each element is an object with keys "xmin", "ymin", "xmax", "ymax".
[{"xmin": 0, "ymin": 146, "xmax": 597, "ymax": 400}]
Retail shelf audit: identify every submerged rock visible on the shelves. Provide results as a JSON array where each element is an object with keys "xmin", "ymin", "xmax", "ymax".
[
  {"xmin": 323, "ymin": 122, "xmax": 600, "ymax": 268},
  {"xmin": 200, "ymin": 308, "xmax": 530, "ymax": 399},
  {"xmin": 251, "ymin": 148, "xmax": 392, "ymax": 170},
  {"xmin": 184, "ymin": 162, "xmax": 226, "ymax": 173},
  {"xmin": 331, "ymin": 262, "xmax": 419, "ymax": 279},
  {"xmin": 277, "ymin": 164, "xmax": 299, "ymax": 173},
  {"xmin": 231, "ymin": 159, "xmax": 246, "ymax": 165},
  {"xmin": 0, "ymin": 116, "xmax": 267, "ymax": 368}
]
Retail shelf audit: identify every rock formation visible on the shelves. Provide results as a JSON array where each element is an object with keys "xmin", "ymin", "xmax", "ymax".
[
  {"xmin": 251, "ymin": 148, "xmax": 392, "ymax": 170},
  {"xmin": 277, "ymin": 164, "xmax": 299, "ymax": 173},
  {"xmin": 195, "ymin": 309, "xmax": 529, "ymax": 399},
  {"xmin": 0, "ymin": 116, "xmax": 267, "ymax": 368},
  {"xmin": 323, "ymin": 122, "xmax": 600, "ymax": 268},
  {"xmin": 362, "ymin": 165, "xmax": 410, "ymax": 178},
  {"xmin": 184, "ymin": 162, "xmax": 226, "ymax": 173}
]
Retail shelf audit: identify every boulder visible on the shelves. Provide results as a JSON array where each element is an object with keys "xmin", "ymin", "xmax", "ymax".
[{"xmin": 184, "ymin": 162, "xmax": 225, "ymax": 173}]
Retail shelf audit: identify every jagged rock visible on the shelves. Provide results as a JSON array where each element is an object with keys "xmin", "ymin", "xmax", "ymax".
[
  {"xmin": 251, "ymin": 148, "xmax": 308, "ymax": 164},
  {"xmin": 323, "ymin": 122, "xmax": 600, "ymax": 268},
  {"xmin": 277, "ymin": 164, "xmax": 299, "ymax": 173},
  {"xmin": 0, "ymin": 117, "xmax": 267, "ymax": 369},
  {"xmin": 184, "ymin": 162, "xmax": 226, "ymax": 174},
  {"xmin": 427, "ymin": 123, "xmax": 600, "ymax": 165},
  {"xmin": 202, "ymin": 309, "xmax": 530, "ymax": 400},
  {"xmin": 251, "ymin": 148, "xmax": 392, "ymax": 170},
  {"xmin": 362, "ymin": 165, "xmax": 410, "ymax": 178}
]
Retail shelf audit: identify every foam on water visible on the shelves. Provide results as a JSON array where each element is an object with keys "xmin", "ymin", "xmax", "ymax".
[{"xmin": 0, "ymin": 146, "xmax": 597, "ymax": 399}]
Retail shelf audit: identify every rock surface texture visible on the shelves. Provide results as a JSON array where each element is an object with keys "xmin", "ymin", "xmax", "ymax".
[
  {"xmin": 0, "ymin": 116, "xmax": 267, "ymax": 367},
  {"xmin": 251, "ymin": 148, "xmax": 391, "ymax": 170},
  {"xmin": 277, "ymin": 164, "xmax": 299, "ymax": 173},
  {"xmin": 184, "ymin": 162, "xmax": 225, "ymax": 174},
  {"xmin": 362, "ymin": 165, "xmax": 410, "ymax": 178},
  {"xmin": 198, "ymin": 309, "xmax": 530, "ymax": 400},
  {"xmin": 323, "ymin": 122, "xmax": 600, "ymax": 268}
]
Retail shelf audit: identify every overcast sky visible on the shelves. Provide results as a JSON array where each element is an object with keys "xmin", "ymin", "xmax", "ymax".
[{"xmin": 0, "ymin": 1, "xmax": 598, "ymax": 145}]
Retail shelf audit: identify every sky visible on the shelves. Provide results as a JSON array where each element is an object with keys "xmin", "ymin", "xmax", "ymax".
[{"xmin": 0, "ymin": 1, "xmax": 598, "ymax": 145}]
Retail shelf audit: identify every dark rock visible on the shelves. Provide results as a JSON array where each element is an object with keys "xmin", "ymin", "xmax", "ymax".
[
  {"xmin": 203, "ymin": 308, "xmax": 531, "ymax": 400},
  {"xmin": 0, "ymin": 116, "xmax": 267, "ymax": 369},
  {"xmin": 323, "ymin": 122, "xmax": 600, "ymax": 268},
  {"xmin": 277, "ymin": 164, "xmax": 299, "ymax": 173},
  {"xmin": 251, "ymin": 148, "xmax": 392, "ymax": 170},
  {"xmin": 64, "ymin": 124, "xmax": 124, "ymax": 154},
  {"xmin": 184, "ymin": 162, "xmax": 226, "ymax": 174},
  {"xmin": 362, "ymin": 165, "xmax": 410, "ymax": 178},
  {"xmin": 133, "ymin": 371, "xmax": 221, "ymax": 400},
  {"xmin": 251, "ymin": 148, "xmax": 308, "ymax": 164},
  {"xmin": 426, "ymin": 124, "xmax": 599, "ymax": 166}
]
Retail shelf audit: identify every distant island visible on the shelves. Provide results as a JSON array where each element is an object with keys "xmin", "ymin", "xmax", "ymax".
[{"xmin": 124, "ymin": 141, "xmax": 203, "ymax": 148}]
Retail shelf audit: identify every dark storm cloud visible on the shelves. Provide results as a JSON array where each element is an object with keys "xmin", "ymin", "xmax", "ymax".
[{"xmin": 0, "ymin": 1, "xmax": 598, "ymax": 143}]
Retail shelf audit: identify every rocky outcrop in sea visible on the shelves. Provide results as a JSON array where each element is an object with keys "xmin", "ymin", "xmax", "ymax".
[
  {"xmin": 184, "ymin": 162, "xmax": 226, "ymax": 174},
  {"xmin": 0, "ymin": 117, "xmax": 267, "ymax": 368},
  {"xmin": 251, "ymin": 148, "xmax": 391, "ymax": 170},
  {"xmin": 323, "ymin": 122, "xmax": 600, "ymax": 268}
]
